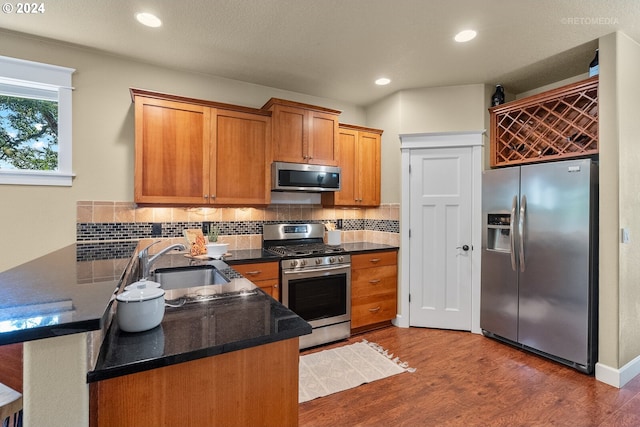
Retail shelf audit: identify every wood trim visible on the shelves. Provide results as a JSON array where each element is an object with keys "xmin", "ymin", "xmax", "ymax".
[
  {"xmin": 489, "ymin": 76, "xmax": 598, "ymax": 114},
  {"xmin": 339, "ymin": 123, "xmax": 384, "ymax": 134},
  {"xmin": 130, "ymin": 88, "xmax": 272, "ymax": 116},
  {"xmin": 261, "ymin": 97, "xmax": 342, "ymax": 115}
]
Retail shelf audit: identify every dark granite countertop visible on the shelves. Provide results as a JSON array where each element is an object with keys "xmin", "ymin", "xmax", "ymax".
[
  {"xmin": 341, "ymin": 242, "xmax": 399, "ymax": 254},
  {"xmin": 0, "ymin": 244, "xmax": 120, "ymax": 346},
  {"xmin": 224, "ymin": 248, "xmax": 280, "ymax": 264},
  {"xmin": 86, "ymin": 242, "xmax": 395, "ymax": 382},
  {"xmin": 87, "ymin": 284, "xmax": 310, "ymax": 382},
  {"xmin": 0, "ymin": 241, "xmax": 394, "ymax": 381},
  {"xmin": 87, "ymin": 253, "xmax": 311, "ymax": 382},
  {"xmin": 223, "ymin": 242, "xmax": 398, "ymax": 265}
]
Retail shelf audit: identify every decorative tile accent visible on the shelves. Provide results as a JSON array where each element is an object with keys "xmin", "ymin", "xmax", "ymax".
[
  {"xmin": 76, "ymin": 202, "xmax": 400, "ymax": 261},
  {"xmin": 77, "ymin": 241, "xmax": 138, "ymax": 261}
]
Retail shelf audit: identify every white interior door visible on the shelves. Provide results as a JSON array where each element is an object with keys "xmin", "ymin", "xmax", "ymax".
[{"xmin": 408, "ymin": 146, "xmax": 473, "ymax": 330}]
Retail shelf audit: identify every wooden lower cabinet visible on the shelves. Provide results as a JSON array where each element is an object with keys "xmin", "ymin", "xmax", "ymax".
[
  {"xmin": 351, "ymin": 251, "xmax": 398, "ymax": 330},
  {"xmin": 89, "ymin": 338, "xmax": 299, "ymax": 427},
  {"xmin": 231, "ymin": 261, "xmax": 280, "ymax": 300}
]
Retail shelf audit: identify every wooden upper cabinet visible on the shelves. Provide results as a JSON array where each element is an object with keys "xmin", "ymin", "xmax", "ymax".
[
  {"xmin": 212, "ymin": 109, "xmax": 271, "ymax": 205},
  {"xmin": 263, "ymin": 98, "xmax": 340, "ymax": 165},
  {"xmin": 322, "ymin": 124, "xmax": 382, "ymax": 207},
  {"xmin": 131, "ymin": 89, "xmax": 271, "ymax": 206},
  {"xmin": 134, "ymin": 95, "xmax": 211, "ymax": 205}
]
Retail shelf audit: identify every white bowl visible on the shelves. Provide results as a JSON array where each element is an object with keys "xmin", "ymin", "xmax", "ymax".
[
  {"xmin": 206, "ymin": 242, "xmax": 229, "ymax": 259},
  {"xmin": 116, "ymin": 283, "xmax": 165, "ymax": 333}
]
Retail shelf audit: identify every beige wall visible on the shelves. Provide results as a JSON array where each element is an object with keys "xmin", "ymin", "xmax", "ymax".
[
  {"xmin": 597, "ymin": 32, "xmax": 620, "ymax": 371},
  {"xmin": 613, "ymin": 33, "xmax": 640, "ymax": 367},
  {"xmin": 0, "ymin": 30, "xmax": 366, "ymax": 272},
  {"xmin": 397, "ymin": 84, "xmax": 487, "ymax": 135},
  {"xmin": 365, "ymin": 84, "xmax": 488, "ymax": 203},
  {"xmin": 366, "ymin": 92, "xmax": 402, "ymax": 203}
]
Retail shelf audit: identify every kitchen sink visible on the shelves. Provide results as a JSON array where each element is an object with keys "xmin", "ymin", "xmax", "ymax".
[
  {"xmin": 151, "ymin": 265, "xmax": 229, "ymax": 290},
  {"xmin": 151, "ymin": 265, "xmax": 259, "ymax": 307}
]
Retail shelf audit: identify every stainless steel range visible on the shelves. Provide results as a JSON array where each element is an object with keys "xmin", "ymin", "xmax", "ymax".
[{"xmin": 263, "ymin": 223, "xmax": 351, "ymax": 349}]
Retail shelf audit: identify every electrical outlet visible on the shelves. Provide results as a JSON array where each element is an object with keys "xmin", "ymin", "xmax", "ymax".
[
  {"xmin": 622, "ymin": 228, "xmax": 631, "ymax": 244},
  {"xmin": 337, "ymin": 219, "xmax": 343, "ymax": 229},
  {"xmin": 202, "ymin": 221, "xmax": 213, "ymax": 235},
  {"xmin": 151, "ymin": 223, "xmax": 162, "ymax": 237}
]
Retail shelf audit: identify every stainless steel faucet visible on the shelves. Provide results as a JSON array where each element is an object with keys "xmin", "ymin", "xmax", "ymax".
[{"xmin": 138, "ymin": 241, "xmax": 186, "ymax": 279}]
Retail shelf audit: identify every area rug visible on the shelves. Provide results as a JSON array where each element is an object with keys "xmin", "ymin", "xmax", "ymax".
[{"xmin": 299, "ymin": 339, "xmax": 415, "ymax": 403}]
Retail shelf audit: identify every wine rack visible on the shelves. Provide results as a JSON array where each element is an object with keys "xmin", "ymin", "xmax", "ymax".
[{"xmin": 489, "ymin": 76, "xmax": 598, "ymax": 167}]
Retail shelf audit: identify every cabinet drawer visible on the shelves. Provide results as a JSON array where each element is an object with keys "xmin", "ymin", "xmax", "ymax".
[
  {"xmin": 352, "ymin": 268, "xmax": 397, "ymax": 298},
  {"xmin": 351, "ymin": 294, "xmax": 397, "ymax": 329},
  {"xmin": 254, "ymin": 278, "xmax": 279, "ymax": 301},
  {"xmin": 351, "ymin": 251, "xmax": 397, "ymax": 269},
  {"xmin": 233, "ymin": 262, "xmax": 279, "ymax": 281}
]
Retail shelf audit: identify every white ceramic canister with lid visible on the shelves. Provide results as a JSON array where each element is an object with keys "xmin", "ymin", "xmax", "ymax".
[{"xmin": 116, "ymin": 281, "xmax": 165, "ymax": 333}]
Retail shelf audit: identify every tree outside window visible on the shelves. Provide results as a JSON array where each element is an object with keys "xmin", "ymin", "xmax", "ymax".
[{"xmin": 0, "ymin": 95, "xmax": 59, "ymax": 171}]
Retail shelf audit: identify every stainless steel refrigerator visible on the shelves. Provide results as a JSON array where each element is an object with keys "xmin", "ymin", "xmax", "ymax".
[{"xmin": 481, "ymin": 158, "xmax": 598, "ymax": 374}]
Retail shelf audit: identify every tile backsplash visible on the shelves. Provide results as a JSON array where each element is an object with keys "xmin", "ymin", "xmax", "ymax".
[{"xmin": 76, "ymin": 201, "xmax": 400, "ymax": 262}]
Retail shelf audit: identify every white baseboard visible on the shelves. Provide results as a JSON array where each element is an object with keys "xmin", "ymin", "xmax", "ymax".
[
  {"xmin": 596, "ymin": 353, "xmax": 640, "ymax": 388},
  {"xmin": 392, "ymin": 314, "xmax": 409, "ymax": 328}
]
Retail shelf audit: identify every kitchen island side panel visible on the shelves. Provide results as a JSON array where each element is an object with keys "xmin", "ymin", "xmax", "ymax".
[{"xmin": 90, "ymin": 337, "xmax": 300, "ymax": 427}]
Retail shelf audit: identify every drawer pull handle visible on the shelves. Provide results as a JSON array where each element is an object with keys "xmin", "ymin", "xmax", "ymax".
[
  {"xmin": 369, "ymin": 258, "xmax": 381, "ymax": 263},
  {"xmin": 369, "ymin": 279, "xmax": 381, "ymax": 284},
  {"xmin": 369, "ymin": 306, "xmax": 381, "ymax": 313},
  {"xmin": 245, "ymin": 271, "xmax": 261, "ymax": 275}
]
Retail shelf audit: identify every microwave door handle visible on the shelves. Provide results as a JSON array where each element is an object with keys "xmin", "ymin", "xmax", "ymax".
[
  {"xmin": 510, "ymin": 195, "xmax": 517, "ymax": 271},
  {"xmin": 519, "ymin": 195, "xmax": 527, "ymax": 272}
]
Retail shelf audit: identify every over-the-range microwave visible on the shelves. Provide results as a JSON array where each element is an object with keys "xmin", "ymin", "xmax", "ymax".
[{"xmin": 271, "ymin": 162, "xmax": 341, "ymax": 192}]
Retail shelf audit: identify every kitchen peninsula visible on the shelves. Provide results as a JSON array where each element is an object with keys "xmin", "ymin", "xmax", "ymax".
[{"xmin": 0, "ymin": 243, "xmax": 311, "ymax": 427}]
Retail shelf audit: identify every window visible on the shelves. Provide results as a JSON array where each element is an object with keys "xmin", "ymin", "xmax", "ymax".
[{"xmin": 0, "ymin": 55, "xmax": 75, "ymax": 186}]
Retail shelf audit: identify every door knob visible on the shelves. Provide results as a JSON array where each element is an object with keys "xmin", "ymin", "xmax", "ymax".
[{"xmin": 456, "ymin": 245, "xmax": 470, "ymax": 251}]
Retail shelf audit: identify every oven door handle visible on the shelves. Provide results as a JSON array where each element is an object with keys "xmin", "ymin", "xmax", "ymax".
[{"xmin": 282, "ymin": 264, "xmax": 351, "ymax": 276}]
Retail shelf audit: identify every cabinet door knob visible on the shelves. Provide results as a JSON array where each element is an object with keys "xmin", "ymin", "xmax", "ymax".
[
  {"xmin": 204, "ymin": 194, "xmax": 209, "ymax": 199},
  {"xmin": 370, "ymin": 258, "xmax": 381, "ymax": 263},
  {"xmin": 369, "ymin": 306, "xmax": 381, "ymax": 313},
  {"xmin": 245, "ymin": 271, "xmax": 261, "ymax": 275},
  {"xmin": 369, "ymin": 279, "xmax": 381, "ymax": 284}
]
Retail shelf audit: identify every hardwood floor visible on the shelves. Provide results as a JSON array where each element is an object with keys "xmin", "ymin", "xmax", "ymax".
[{"xmin": 299, "ymin": 326, "xmax": 640, "ymax": 427}]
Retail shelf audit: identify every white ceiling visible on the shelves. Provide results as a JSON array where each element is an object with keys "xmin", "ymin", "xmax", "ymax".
[{"xmin": 0, "ymin": 0, "xmax": 638, "ymax": 106}]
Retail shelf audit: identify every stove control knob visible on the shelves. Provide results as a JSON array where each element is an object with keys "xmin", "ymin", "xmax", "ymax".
[
  {"xmin": 338, "ymin": 256, "xmax": 344, "ymax": 263},
  {"xmin": 315, "ymin": 258, "xmax": 322, "ymax": 265},
  {"xmin": 329, "ymin": 256, "xmax": 336, "ymax": 264},
  {"xmin": 300, "ymin": 259, "xmax": 307, "ymax": 266},
  {"xmin": 290, "ymin": 260, "xmax": 298, "ymax": 268}
]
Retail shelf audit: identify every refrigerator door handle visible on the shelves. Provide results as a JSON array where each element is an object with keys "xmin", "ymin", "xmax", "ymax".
[
  {"xmin": 519, "ymin": 195, "xmax": 527, "ymax": 272},
  {"xmin": 510, "ymin": 195, "xmax": 517, "ymax": 271}
]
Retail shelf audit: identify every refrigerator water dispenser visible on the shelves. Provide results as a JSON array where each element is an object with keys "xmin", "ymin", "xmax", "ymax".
[{"xmin": 487, "ymin": 214, "xmax": 511, "ymax": 252}]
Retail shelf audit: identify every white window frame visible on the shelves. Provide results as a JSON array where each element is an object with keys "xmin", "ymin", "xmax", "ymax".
[{"xmin": 0, "ymin": 55, "xmax": 75, "ymax": 186}]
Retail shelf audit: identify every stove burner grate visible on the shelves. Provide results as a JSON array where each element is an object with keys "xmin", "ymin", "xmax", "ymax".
[{"xmin": 267, "ymin": 243, "xmax": 345, "ymax": 257}]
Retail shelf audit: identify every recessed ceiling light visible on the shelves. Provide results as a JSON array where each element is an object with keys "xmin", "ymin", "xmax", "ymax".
[
  {"xmin": 454, "ymin": 29, "xmax": 477, "ymax": 43},
  {"xmin": 136, "ymin": 12, "xmax": 162, "ymax": 28},
  {"xmin": 375, "ymin": 77, "xmax": 391, "ymax": 86}
]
